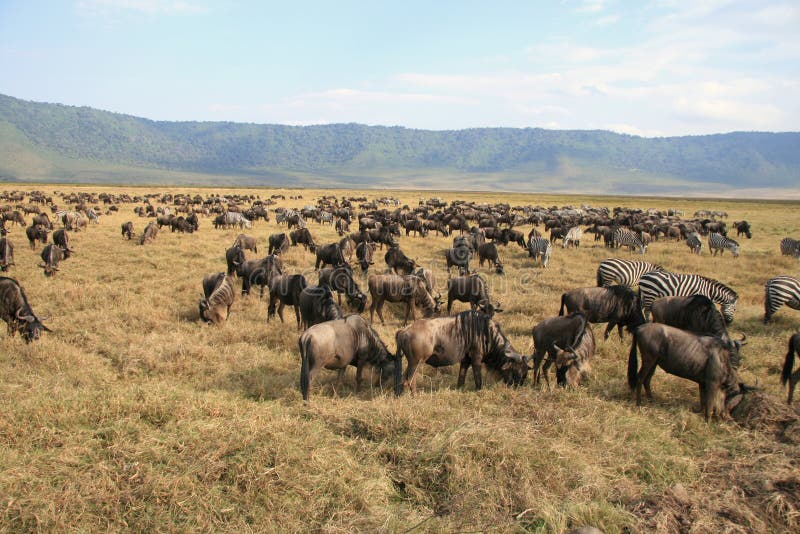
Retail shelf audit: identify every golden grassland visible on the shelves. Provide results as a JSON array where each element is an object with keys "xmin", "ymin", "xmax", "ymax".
[{"xmin": 1, "ymin": 184, "xmax": 799, "ymax": 533}]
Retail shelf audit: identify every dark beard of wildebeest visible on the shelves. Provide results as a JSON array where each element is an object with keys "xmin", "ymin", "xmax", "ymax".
[
  {"xmin": 290, "ymin": 228, "xmax": 317, "ymax": 252},
  {"xmin": 0, "ymin": 238, "xmax": 15, "ymax": 272},
  {"xmin": 384, "ymin": 245, "xmax": 417, "ymax": 275},
  {"xmin": 651, "ymin": 295, "xmax": 733, "ymax": 351},
  {"xmin": 553, "ymin": 325, "xmax": 596, "ymax": 388},
  {"xmin": 121, "ymin": 221, "xmax": 134, "ymax": 240},
  {"xmin": 233, "ymin": 233, "xmax": 258, "ymax": 253},
  {"xmin": 315, "ymin": 242, "xmax": 346, "ymax": 270},
  {"xmin": 446, "ymin": 274, "xmax": 500, "ymax": 317},
  {"xmin": 298, "ymin": 285, "xmax": 343, "ymax": 330},
  {"xmin": 627, "ymin": 323, "xmax": 753, "ymax": 421},
  {"xmin": 558, "ymin": 285, "xmax": 645, "ymax": 340},
  {"xmin": 198, "ymin": 272, "xmax": 236, "ymax": 324},
  {"xmin": 781, "ymin": 333, "xmax": 800, "ymax": 405},
  {"xmin": 39, "ymin": 243, "xmax": 64, "ymax": 277},
  {"xmin": 531, "ymin": 312, "xmax": 589, "ymax": 387},
  {"xmin": 368, "ymin": 273, "xmax": 439, "ymax": 326},
  {"xmin": 355, "ymin": 241, "xmax": 375, "ymax": 273},
  {"xmin": 299, "ymin": 314, "xmax": 401, "ymax": 401},
  {"xmin": 26, "ymin": 224, "xmax": 49, "ymax": 250},
  {"xmin": 477, "ymin": 242, "xmax": 504, "ymax": 274},
  {"xmin": 318, "ymin": 265, "xmax": 367, "ymax": 312},
  {"xmin": 395, "ymin": 310, "xmax": 529, "ymax": 394},
  {"xmin": 237, "ymin": 254, "xmax": 283, "ymax": 298},
  {"xmin": 0, "ymin": 276, "xmax": 51, "ymax": 342},
  {"xmin": 225, "ymin": 245, "xmax": 245, "ymax": 277},
  {"xmin": 267, "ymin": 274, "xmax": 308, "ymax": 330},
  {"xmin": 445, "ymin": 244, "xmax": 472, "ymax": 277},
  {"xmin": 268, "ymin": 233, "xmax": 289, "ymax": 255}
]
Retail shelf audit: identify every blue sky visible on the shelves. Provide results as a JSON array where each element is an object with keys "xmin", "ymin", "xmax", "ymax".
[{"xmin": 1, "ymin": 0, "xmax": 797, "ymax": 136}]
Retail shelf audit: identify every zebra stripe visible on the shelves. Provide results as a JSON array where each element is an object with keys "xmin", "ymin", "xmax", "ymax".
[
  {"xmin": 562, "ymin": 227, "xmax": 582, "ymax": 248},
  {"xmin": 639, "ymin": 271, "xmax": 739, "ymax": 323},
  {"xmin": 685, "ymin": 232, "xmax": 702, "ymax": 254},
  {"xmin": 612, "ymin": 228, "xmax": 646, "ymax": 254},
  {"xmin": 780, "ymin": 238, "xmax": 800, "ymax": 258},
  {"xmin": 528, "ymin": 236, "xmax": 552, "ymax": 268},
  {"xmin": 708, "ymin": 233, "xmax": 739, "ymax": 257},
  {"xmin": 596, "ymin": 259, "xmax": 662, "ymax": 288},
  {"xmin": 764, "ymin": 276, "xmax": 800, "ymax": 323}
]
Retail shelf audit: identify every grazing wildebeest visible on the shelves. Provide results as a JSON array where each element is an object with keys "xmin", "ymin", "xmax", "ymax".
[
  {"xmin": 446, "ymin": 274, "xmax": 500, "ymax": 317},
  {"xmin": 238, "ymin": 254, "xmax": 283, "ymax": 297},
  {"xmin": 395, "ymin": 310, "xmax": 529, "ymax": 394},
  {"xmin": 299, "ymin": 314, "xmax": 400, "ymax": 400},
  {"xmin": 335, "ymin": 218, "xmax": 350, "ymax": 236},
  {"xmin": 385, "ymin": 245, "xmax": 417, "ymax": 275},
  {"xmin": 52, "ymin": 229, "xmax": 72, "ymax": 258},
  {"xmin": 2, "ymin": 211, "xmax": 26, "ymax": 227},
  {"xmin": 156, "ymin": 213, "xmax": 173, "ymax": 229},
  {"xmin": 32, "ymin": 213, "xmax": 53, "ymax": 230},
  {"xmin": 0, "ymin": 276, "xmax": 51, "ymax": 342},
  {"xmin": 198, "ymin": 272, "xmax": 236, "ymax": 324},
  {"xmin": 268, "ymin": 233, "xmax": 289, "ymax": 255},
  {"xmin": 225, "ymin": 245, "xmax": 245, "ymax": 277},
  {"xmin": 733, "ymin": 220, "xmax": 752, "ymax": 239},
  {"xmin": 267, "ymin": 274, "xmax": 308, "ymax": 329},
  {"xmin": 170, "ymin": 216, "xmax": 194, "ymax": 233},
  {"xmin": 477, "ymin": 242, "xmax": 504, "ymax": 274},
  {"xmin": 355, "ymin": 241, "xmax": 375, "ymax": 273},
  {"xmin": 781, "ymin": 332, "xmax": 800, "ymax": 404},
  {"xmin": 558, "ymin": 285, "xmax": 645, "ymax": 340},
  {"xmin": 403, "ymin": 218, "xmax": 428, "ymax": 237},
  {"xmin": 339, "ymin": 236, "xmax": 356, "ymax": 263},
  {"xmin": 298, "ymin": 285, "xmax": 343, "ymax": 330},
  {"xmin": 139, "ymin": 221, "xmax": 158, "ymax": 245},
  {"xmin": 368, "ymin": 273, "xmax": 439, "ymax": 325},
  {"xmin": 39, "ymin": 243, "xmax": 64, "ymax": 277},
  {"xmin": 290, "ymin": 228, "xmax": 317, "ymax": 252},
  {"xmin": 627, "ymin": 323, "xmax": 751, "ymax": 421},
  {"xmin": 315, "ymin": 243, "xmax": 347, "ymax": 270},
  {"xmin": 554, "ymin": 326, "xmax": 596, "ymax": 388},
  {"xmin": 318, "ymin": 265, "xmax": 367, "ymax": 312},
  {"xmin": 412, "ymin": 267, "xmax": 439, "ymax": 300},
  {"xmin": 651, "ymin": 295, "xmax": 731, "ymax": 345},
  {"xmin": 531, "ymin": 312, "xmax": 588, "ymax": 387},
  {"xmin": 445, "ymin": 244, "xmax": 472, "ymax": 277},
  {"xmin": 233, "ymin": 233, "xmax": 258, "ymax": 253},
  {"xmin": 121, "ymin": 221, "xmax": 134, "ymax": 240},
  {"xmin": 25, "ymin": 224, "xmax": 48, "ymax": 250},
  {"xmin": 0, "ymin": 238, "xmax": 14, "ymax": 272}
]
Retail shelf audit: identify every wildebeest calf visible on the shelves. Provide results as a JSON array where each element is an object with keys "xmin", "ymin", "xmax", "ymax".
[{"xmin": 531, "ymin": 312, "xmax": 588, "ymax": 387}]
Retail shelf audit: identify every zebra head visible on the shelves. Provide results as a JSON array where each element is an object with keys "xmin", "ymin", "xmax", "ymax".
[{"xmin": 721, "ymin": 301, "xmax": 737, "ymax": 325}]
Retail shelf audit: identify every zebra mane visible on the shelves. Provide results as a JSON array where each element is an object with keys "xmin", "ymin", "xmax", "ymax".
[{"xmin": 695, "ymin": 274, "xmax": 738, "ymax": 300}]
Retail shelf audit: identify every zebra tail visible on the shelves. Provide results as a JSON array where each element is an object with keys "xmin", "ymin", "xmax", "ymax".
[
  {"xmin": 781, "ymin": 338, "xmax": 796, "ymax": 386},
  {"xmin": 627, "ymin": 330, "xmax": 640, "ymax": 389}
]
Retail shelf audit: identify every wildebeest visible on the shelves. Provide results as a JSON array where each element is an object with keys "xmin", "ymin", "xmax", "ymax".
[
  {"xmin": 139, "ymin": 221, "xmax": 158, "ymax": 245},
  {"xmin": 446, "ymin": 274, "xmax": 500, "ymax": 317},
  {"xmin": 395, "ymin": 310, "xmax": 529, "ymax": 394},
  {"xmin": 298, "ymin": 285, "xmax": 343, "ymax": 330},
  {"xmin": 531, "ymin": 312, "xmax": 588, "ymax": 387},
  {"xmin": 0, "ymin": 276, "xmax": 51, "ymax": 342},
  {"xmin": 318, "ymin": 265, "xmax": 367, "ymax": 312},
  {"xmin": 385, "ymin": 245, "xmax": 417, "ymax": 275},
  {"xmin": 315, "ymin": 243, "xmax": 347, "ymax": 270},
  {"xmin": 121, "ymin": 221, "xmax": 134, "ymax": 240},
  {"xmin": 335, "ymin": 217, "xmax": 350, "ymax": 236},
  {"xmin": 32, "ymin": 213, "xmax": 53, "ymax": 230},
  {"xmin": 627, "ymin": 323, "xmax": 751, "ymax": 421},
  {"xmin": 2, "ymin": 211, "xmax": 26, "ymax": 227},
  {"xmin": 198, "ymin": 272, "xmax": 236, "ymax": 324},
  {"xmin": 290, "ymin": 228, "xmax": 317, "ymax": 252},
  {"xmin": 355, "ymin": 241, "xmax": 375, "ymax": 273},
  {"xmin": 238, "ymin": 254, "xmax": 284, "ymax": 297},
  {"xmin": 225, "ymin": 245, "xmax": 245, "ymax": 277},
  {"xmin": 233, "ymin": 233, "xmax": 258, "ymax": 253},
  {"xmin": 445, "ymin": 244, "xmax": 472, "ymax": 277},
  {"xmin": 170, "ymin": 216, "xmax": 194, "ymax": 233},
  {"xmin": 477, "ymin": 242, "xmax": 504, "ymax": 274},
  {"xmin": 368, "ymin": 273, "xmax": 439, "ymax": 325},
  {"xmin": 268, "ymin": 233, "xmax": 289, "ymax": 255},
  {"xmin": 0, "ymin": 238, "xmax": 14, "ymax": 272},
  {"xmin": 299, "ymin": 314, "xmax": 400, "ymax": 400},
  {"xmin": 412, "ymin": 267, "xmax": 439, "ymax": 300},
  {"xmin": 26, "ymin": 224, "xmax": 48, "ymax": 249},
  {"xmin": 554, "ymin": 326, "xmax": 595, "ymax": 388},
  {"xmin": 733, "ymin": 220, "xmax": 752, "ymax": 239},
  {"xmin": 651, "ymin": 295, "xmax": 731, "ymax": 346},
  {"xmin": 52, "ymin": 229, "xmax": 72, "ymax": 258},
  {"xmin": 558, "ymin": 285, "xmax": 645, "ymax": 340},
  {"xmin": 267, "ymin": 274, "xmax": 308, "ymax": 329},
  {"xmin": 781, "ymin": 332, "xmax": 800, "ymax": 404},
  {"xmin": 39, "ymin": 243, "xmax": 64, "ymax": 277}
]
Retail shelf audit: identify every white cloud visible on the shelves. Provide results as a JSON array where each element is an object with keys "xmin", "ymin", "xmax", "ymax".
[
  {"xmin": 594, "ymin": 14, "xmax": 620, "ymax": 25},
  {"xmin": 77, "ymin": 0, "xmax": 209, "ymax": 16},
  {"xmin": 573, "ymin": 0, "xmax": 606, "ymax": 13}
]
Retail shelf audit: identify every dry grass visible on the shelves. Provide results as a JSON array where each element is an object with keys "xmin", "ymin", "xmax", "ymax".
[{"xmin": 1, "ymin": 184, "xmax": 799, "ymax": 533}]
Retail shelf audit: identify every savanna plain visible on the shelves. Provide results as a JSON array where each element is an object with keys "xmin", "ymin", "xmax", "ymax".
[{"xmin": 1, "ymin": 184, "xmax": 799, "ymax": 533}]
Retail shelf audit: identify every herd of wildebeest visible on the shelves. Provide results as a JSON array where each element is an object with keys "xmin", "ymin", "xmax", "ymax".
[{"xmin": 0, "ymin": 189, "xmax": 799, "ymax": 421}]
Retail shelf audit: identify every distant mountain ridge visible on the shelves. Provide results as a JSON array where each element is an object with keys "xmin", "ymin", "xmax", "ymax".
[{"xmin": 0, "ymin": 93, "xmax": 798, "ymax": 194}]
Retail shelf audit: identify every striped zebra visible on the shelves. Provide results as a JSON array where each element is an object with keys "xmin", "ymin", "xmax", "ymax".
[
  {"xmin": 612, "ymin": 228, "xmax": 646, "ymax": 254},
  {"xmin": 224, "ymin": 211, "xmax": 251, "ymax": 229},
  {"xmin": 708, "ymin": 233, "xmax": 739, "ymax": 257},
  {"xmin": 764, "ymin": 276, "xmax": 800, "ymax": 323},
  {"xmin": 639, "ymin": 271, "xmax": 738, "ymax": 324},
  {"xmin": 596, "ymin": 258, "xmax": 663, "ymax": 288},
  {"xmin": 780, "ymin": 237, "xmax": 800, "ymax": 258},
  {"xmin": 528, "ymin": 236, "xmax": 552, "ymax": 268},
  {"xmin": 685, "ymin": 232, "xmax": 702, "ymax": 254},
  {"xmin": 561, "ymin": 227, "xmax": 582, "ymax": 248}
]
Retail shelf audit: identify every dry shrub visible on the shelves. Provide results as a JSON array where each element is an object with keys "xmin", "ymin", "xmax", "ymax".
[{"xmin": 731, "ymin": 391, "xmax": 800, "ymax": 444}]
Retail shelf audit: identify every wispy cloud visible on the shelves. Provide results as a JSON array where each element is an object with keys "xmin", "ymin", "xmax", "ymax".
[{"xmin": 76, "ymin": 0, "xmax": 209, "ymax": 16}]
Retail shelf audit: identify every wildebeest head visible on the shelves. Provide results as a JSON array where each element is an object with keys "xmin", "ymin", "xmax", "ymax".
[
  {"xmin": 347, "ymin": 290, "xmax": 367, "ymax": 313},
  {"xmin": 500, "ymin": 348, "xmax": 529, "ymax": 386},
  {"xmin": 477, "ymin": 300, "xmax": 503, "ymax": 318},
  {"xmin": 16, "ymin": 308, "xmax": 51, "ymax": 342},
  {"xmin": 494, "ymin": 260, "xmax": 505, "ymax": 275},
  {"xmin": 553, "ymin": 343, "xmax": 584, "ymax": 387}
]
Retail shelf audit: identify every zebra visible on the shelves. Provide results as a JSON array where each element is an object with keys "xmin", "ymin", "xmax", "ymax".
[
  {"xmin": 686, "ymin": 232, "xmax": 702, "ymax": 254},
  {"xmin": 528, "ymin": 236, "xmax": 552, "ymax": 268},
  {"xmin": 780, "ymin": 238, "xmax": 800, "ymax": 258},
  {"xmin": 84, "ymin": 209, "xmax": 100, "ymax": 224},
  {"xmin": 639, "ymin": 271, "xmax": 738, "ymax": 324},
  {"xmin": 596, "ymin": 259, "xmax": 662, "ymax": 288},
  {"xmin": 561, "ymin": 227, "xmax": 582, "ymax": 248},
  {"xmin": 224, "ymin": 211, "xmax": 251, "ymax": 229},
  {"xmin": 764, "ymin": 276, "xmax": 800, "ymax": 323},
  {"xmin": 708, "ymin": 233, "xmax": 739, "ymax": 258},
  {"xmin": 612, "ymin": 228, "xmax": 646, "ymax": 254},
  {"xmin": 318, "ymin": 211, "xmax": 334, "ymax": 225}
]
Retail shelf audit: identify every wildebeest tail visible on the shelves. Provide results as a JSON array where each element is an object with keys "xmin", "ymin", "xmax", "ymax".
[
  {"xmin": 393, "ymin": 350, "xmax": 403, "ymax": 396},
  {"xmin": 781, "ymin": 336, "xmax": 797, "ymax": 386},
  {"xmin": 596, "ymin": 267, "xmax": 603, "ymax": 287},
  {"xmin": 627, "ymin": 330, "xmax": 639, "ymax": 389},
  {"xmin": 558, "ymin": 293, "xmax": 566, "ymax": 316},
  {"xmin": 299, "ymin": 334, "xmax": 312, "ymax": 401}
]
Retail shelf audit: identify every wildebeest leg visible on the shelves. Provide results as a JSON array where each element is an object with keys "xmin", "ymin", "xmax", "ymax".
[
  {"xmin": 604, "ymin": 322, "xmax": 614, "ymax": 340},
  {"xmin": 617, "ymin": 323, "xmax": 625, "ymax": 339},
  {"xmin": 294, "ymin": 306, "xmax": 301, "ymax": 330},
  {"xmin": 457, "ymin": 360, "xmax": 470, "ymax": 388},
  {"xmin": 472, "ymin": 359, "xmax": 483, "ymax": 390},
  {"xmin": 532, "ymin": 349, "xmax": 546, "ymax": 386},
  {"xmin": 376, "ymin": 301, "xmax": 386, "ymax": 325},
  {"xmin": 403, "ymin": 301, "xmax": 414, "ymax": 326},
  {"xmin": 278, "ymin": 302, "xmax": 286, "ymax": 323},
  {"xmin": 447, "ymin": 297, "xmax": 453, "ymax": 314},
  {"xmin": 541, "ymin": 354, "xmax": 553, "ymax": 389},
  {"xmin": 403, "ymin": 360, "xmax": 421, "ymax": 395},
  {"xmin": 788, "ymin": 371, "xmax": 799, "ymax": 405},
  {"xmin": 640, "ymin": 360, "xmax": 658, "ymax": 401}
]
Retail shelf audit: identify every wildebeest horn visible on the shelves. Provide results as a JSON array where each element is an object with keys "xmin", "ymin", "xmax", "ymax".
[
  {"xmin": 37, "ymin": 314, "xmax": 50, "ymax": 321},
  {"xmin": 37, "ymin": 262, "xmax": 46, "ymax": 268},
  {"xmin": 739, "ymin": 334, "xmax": 747, "ymax": 345},
  {"xmin": 16, "ymin": 308, "xmax": 33, "ymax": 321},
  {"xmin": 552, "ymin": 343, "xmax": 562, "ymax": 352}
]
